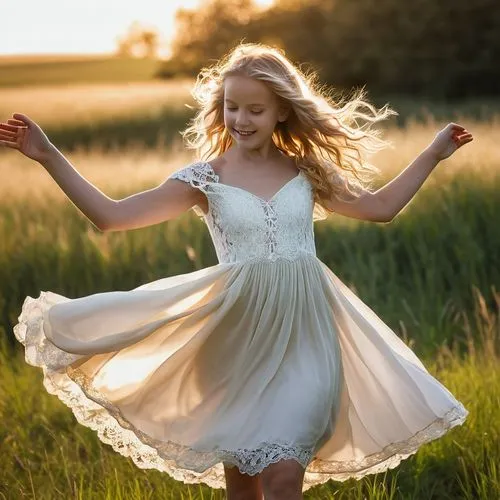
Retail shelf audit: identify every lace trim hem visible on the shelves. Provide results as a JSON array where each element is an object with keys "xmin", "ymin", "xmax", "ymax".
[
  {"xmin": 308, "ymin": 403, "xmax": 467, "ymax": 482},
  {"xmin": 13, "ymin": 291, "xmax": 468, "ymax": 492}
]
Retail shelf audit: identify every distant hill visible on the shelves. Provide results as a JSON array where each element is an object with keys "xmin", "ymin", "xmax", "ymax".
[{"xmin": 0, "ymin": 54, "xmax": 165, "ymax": 88}]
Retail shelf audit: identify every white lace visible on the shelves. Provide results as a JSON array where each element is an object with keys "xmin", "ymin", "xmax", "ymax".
[
  {"xmin": 168, "ymin": 161, "xmax": 219, "ymax": 191},
  {"xmin": 169, "ymin": 161, "xmax": 317, "ymax": 264},
  {"xmin": 14, "ymin": 291, "xmax": 467, "ymax": 491},
  {"xmin": 12, "ymin": 161, "xmax": 468, "ymax": 492}
]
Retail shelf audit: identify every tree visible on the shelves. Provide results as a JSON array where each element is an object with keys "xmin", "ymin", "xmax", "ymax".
[
  {"xmin": 116, "ymin": 21, "xmax": 160, "ymax": 58},
  {"xmin": 165, "ymin": 0, "xmax": 258, "ymax": 72}
]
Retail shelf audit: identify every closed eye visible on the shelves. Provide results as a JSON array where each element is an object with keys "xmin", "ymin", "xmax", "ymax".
[{"xmin": 226, "ymin": 108, "xmax": 264, "ymax": 115}]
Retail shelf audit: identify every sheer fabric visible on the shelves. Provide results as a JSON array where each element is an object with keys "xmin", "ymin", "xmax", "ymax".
[{"xmin": 14, "ymin": 161, "xmax": 467, "ymax": 492}]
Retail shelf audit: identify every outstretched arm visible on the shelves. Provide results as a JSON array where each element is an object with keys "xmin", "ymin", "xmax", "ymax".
[
  {"xmin": 39, "ymin": 146, "xmax": 201, "ymax": 231},
  {"xmin": 0, "ymin": 113, "xmax": 201, "ymax": 231},
  {"xmin": 324, "ymin": 123, "xmax": 473, "ymax": 223},
  {"xmin": 38, "ymin": 145, "xmax": 117, "ymax": 230},
  {"xmin": 369, "ymin": 146, "xmax": 441, "ymax": 222}
]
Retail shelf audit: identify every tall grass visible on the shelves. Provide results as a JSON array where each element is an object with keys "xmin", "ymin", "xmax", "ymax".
[
  {"xmin": 2, "ymin": 78, "xmax": 500, "ymax": 154},
  {"xmin": 1, "ymin": 289, "xmax": 498, "ymax": 499},
  {"xmin": 0, "ymin": 79, "xmax": 195, "ymax": 152},
  {"xmin": 0, "ymin": 106, "xmax": 499, "ymax": 498}
]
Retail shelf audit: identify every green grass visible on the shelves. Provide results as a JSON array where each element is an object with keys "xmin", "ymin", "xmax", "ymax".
[
  {"xmin": 1, "ymin": 284, "xmax": 498, "ymax": 499},
  {"xmin": 0, "ymin": 81, "xmax": 499, "ymax": 497},
  {"xmin": 1, "ymin": 167, "xmax": 499, "ymax": 498}
]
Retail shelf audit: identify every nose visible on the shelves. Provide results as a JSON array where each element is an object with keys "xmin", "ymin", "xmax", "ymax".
[{"xmin": 235, "ymin": 111, "xmax": 251, "ymax": 127}]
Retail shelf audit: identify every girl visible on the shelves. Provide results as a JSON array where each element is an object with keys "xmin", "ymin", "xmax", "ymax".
[{"xmin": 2, "ymin": 43, "xmax": 472, "ymax": 499}]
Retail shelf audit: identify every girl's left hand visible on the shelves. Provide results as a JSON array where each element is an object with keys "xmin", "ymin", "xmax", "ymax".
[{"xmin": 428, "ymin": 122, "xmax": 473, "ymax": 162}]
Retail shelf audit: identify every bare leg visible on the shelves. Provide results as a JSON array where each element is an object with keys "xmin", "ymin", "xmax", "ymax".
[
  {"xmin": 224, "ymin": 462, "xmax": 264, "ymax": 500},
  {"xmin": 259, "ymin": 458, "xmax": 305, "ymax": 500}
]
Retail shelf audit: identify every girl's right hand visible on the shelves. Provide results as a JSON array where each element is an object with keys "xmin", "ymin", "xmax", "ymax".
[{"xmin": 0, "ymin": 113, "xmax": 55, "ymax": 163}]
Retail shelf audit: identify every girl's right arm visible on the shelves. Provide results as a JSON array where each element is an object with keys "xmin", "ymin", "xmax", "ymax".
[
  {"xmin": 40, "ymin": 145, "xmax": 201, "ymax": 232},
  {"xmin": 0, "ymin": 113, "xmax": 201, "ymax": 232}
]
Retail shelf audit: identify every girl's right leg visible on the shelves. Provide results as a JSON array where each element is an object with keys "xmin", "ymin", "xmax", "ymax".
[{"xmin": 223, "ymin": 462, "xmax": 264, "ymax": 500}]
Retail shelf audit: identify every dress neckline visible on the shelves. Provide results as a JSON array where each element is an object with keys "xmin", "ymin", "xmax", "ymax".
[{"xmin": 199, "ymin": 161, "xmax": 302, "ymax": 205}]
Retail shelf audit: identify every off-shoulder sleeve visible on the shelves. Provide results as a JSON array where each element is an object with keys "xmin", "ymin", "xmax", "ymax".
[
  {"xmin": 168, "ymin": 161, "xmax": 219, "ymax": 219},
  {"xmin": 168, "ymin": 161, "xmax": 219, "ymax": 194}
]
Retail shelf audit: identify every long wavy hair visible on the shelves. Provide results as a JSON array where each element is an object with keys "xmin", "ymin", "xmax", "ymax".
[{"xmin": 181, "ymin": 42, "xmax": 398, "ymax": 220}]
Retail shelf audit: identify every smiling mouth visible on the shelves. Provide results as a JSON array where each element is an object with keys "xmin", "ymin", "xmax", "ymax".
[{"xmin": 234, "ymin": 129, "xmax": 256, "ymax": 136}]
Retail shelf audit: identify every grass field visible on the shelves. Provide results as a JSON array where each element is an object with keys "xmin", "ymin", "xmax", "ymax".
[
  {"xmin": 0, "ymin": 54, "xmax": 163, "ymax": 88},
  {"xmin": 2, "ymin": 53, "xmax": 500, "ymax": 153},
  {"xmin": 0, "ymin": 61, "xmax": 499, "ymax": 498}
]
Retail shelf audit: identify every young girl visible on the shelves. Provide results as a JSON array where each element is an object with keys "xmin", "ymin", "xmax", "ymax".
[{"xmin": 2, "ymin": 43, "xmax": 472, "ymax": 499}]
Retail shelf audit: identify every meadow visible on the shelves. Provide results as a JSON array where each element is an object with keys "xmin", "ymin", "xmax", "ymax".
[
  {"xmin": 0, "ymin": 55, "xmax": 161, "ymax": 88},
  {"xmin": 0, "ymin": 64, "xmax": 499, "ymax": 499}
]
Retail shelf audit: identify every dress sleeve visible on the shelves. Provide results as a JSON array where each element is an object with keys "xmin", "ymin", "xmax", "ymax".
[
  {"xmin": 168, "ymin": 161, "xmax": 219, "ymax": 194},
  {"xmin": 168, "ymin": 161, "xmax": 219, "ymax": 219}
]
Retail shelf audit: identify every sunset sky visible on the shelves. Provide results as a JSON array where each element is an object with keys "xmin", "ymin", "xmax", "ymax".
[{"xmin": 1, "ymin": 0, "xmax": 274, "ymax": 56}]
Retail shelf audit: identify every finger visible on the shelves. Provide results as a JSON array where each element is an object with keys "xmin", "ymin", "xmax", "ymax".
[
  {"xmin": 0, "ymin": 135, "xmax": 17, "ymax": 143},
  {"xmin": 448, "ymin": 122, "xmax": 466, "ymax": 131},
  {"xmin": 0, "ymin": 126, "xmax": 17, "ymax": 136},
  {"xmin": 0, "ymin": 127, "xmax": 24, "ymax": 146},
  {"xmin": 0, "ymin": 130, "xmax": 23, "ymax": 146},
  {"xmin": 7, "ymin": 119, "xmax": 26, "ymax": 126},
  {"xmin": 451, "ymin": 128, "xmax": 470, "ymax": 140},
  {"xmin": 0, "ymin": 139, "xmax": 19, "ymax": 149},
  {"xmin": 456, "ymin": 136, "xmax": 473, "ymax": 147},
  {"xmin": 12, "ymin": 113, "xmax": 34, "ymax": 126},
  {"xmin": 0, "ymin": 133, "xmax": 17, "ymax": 142},
  {"xmin": 1, "ymin": 123, "xmax": 26, "ymax": 132}
]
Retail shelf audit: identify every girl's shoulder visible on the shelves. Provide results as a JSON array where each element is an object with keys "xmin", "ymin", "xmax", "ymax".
[
  {"xmin": 169, "ymin": 160, "xmax": 220, "ymax": 188},
  {"xmin": 170, "ymin": 154, "xmax": 241, "ymax": 189}
]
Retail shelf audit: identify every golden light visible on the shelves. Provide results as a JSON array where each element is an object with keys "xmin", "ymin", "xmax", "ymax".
[
  {"xmin": 0, "ymin": 0, "xmax": 275, "ymax": 56},
  {"xmin": 255, "ymin": 0, "xmax": 274, "ymax": 7}
]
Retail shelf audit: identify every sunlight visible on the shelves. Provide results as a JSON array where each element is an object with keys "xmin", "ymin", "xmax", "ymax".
[
  {"xmin": 1, "ymin": 0, "xmax": 275, "ymax": 56},
  {"xmin": 94, "ymin": 350, "xmax": 171, "ymax": 393},
  {"xmin": 92, "ymin": 288, "xmax": 210, "ymax": 393},
  {"xmin": 255, "ymin": 0, "xmax": 274, "ymax": 7}
]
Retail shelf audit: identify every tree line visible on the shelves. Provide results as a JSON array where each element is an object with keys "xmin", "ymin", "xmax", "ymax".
[{"xmin": 157, "ymin": 0, "xmax": 499, "ymax": 99}]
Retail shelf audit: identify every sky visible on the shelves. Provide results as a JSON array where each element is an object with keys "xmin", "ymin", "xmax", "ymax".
[{"xmin": 0, "ymin": 0, "xmax": 274, "ymax": 57}]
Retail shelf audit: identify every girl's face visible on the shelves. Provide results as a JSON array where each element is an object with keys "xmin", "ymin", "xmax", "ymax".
[{"xmin": 223, "ymin": 75, "xmax": 288, "ymax": 149}]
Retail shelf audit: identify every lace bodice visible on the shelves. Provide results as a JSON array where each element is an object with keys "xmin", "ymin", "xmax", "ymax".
[{"xmin": 169, "ymin": 161, "xmax": 317, "ymax": 264}]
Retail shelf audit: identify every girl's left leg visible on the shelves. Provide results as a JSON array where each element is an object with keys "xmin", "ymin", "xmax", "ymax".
[
  {"xmin": 223, "ymin": 462, "xmax": 264, "ymax": 500},
  {"xmin": 259, "ymin": 458, "xmax": 305, "ymax": 500}
]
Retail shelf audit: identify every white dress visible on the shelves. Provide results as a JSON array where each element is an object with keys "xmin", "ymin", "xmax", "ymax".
[{"xmin": 14, "ymin": 160, "xmax": 468, "ymax": 493}]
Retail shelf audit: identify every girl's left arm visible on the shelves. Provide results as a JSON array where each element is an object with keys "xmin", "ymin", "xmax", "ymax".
[{"xmin": 324, "ymin": 122, "xmax": 473, "ymax": 222}]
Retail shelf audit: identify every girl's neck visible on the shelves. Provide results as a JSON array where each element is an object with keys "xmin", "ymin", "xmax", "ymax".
[{"xmin": 226, "ymin": 143, "xmax": 287, "ymax": 165}]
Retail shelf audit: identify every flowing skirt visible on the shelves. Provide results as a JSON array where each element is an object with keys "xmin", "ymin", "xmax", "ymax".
[{"xmin": 13, "ymin": 254, "xmax": 467, "ymax": 492}]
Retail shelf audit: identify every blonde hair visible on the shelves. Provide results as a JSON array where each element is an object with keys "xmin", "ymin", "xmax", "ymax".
[{"xmin": 181, "ymin": 42, "xmax": 397, "ymax": 220}]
